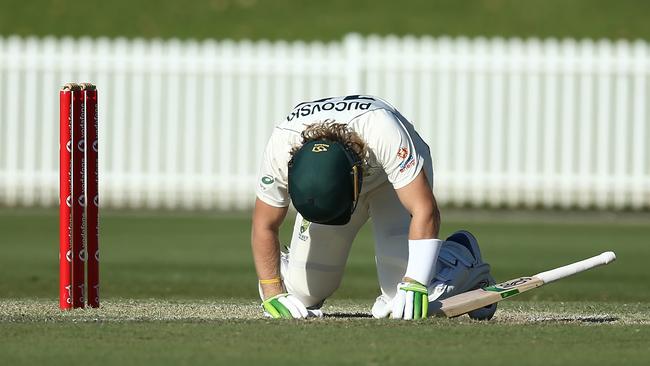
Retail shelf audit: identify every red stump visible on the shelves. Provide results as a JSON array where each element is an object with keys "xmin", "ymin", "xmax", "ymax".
[{"xmin": 59, "ymin": 83, "xmax": 100, "ymax": 310}]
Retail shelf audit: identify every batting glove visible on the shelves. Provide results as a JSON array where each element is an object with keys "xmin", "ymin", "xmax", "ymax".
[
  {"xmin": 392, "ymin": 281, "xmax": 429, "ymax": 320},
  {"xmin": 262, "ymin": 293, "xmax": 309, "ymax": 319}
]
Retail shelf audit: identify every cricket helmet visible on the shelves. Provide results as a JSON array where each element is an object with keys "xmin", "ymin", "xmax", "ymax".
[{"xmin": 288, "ymin": 139, "xmax": 363, "ymax": 225}]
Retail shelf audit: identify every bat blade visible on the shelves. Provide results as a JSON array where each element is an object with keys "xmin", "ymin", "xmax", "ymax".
[
  {"xmin": 433, "ymin": 276, "xmax": 543, "ymax": 318},
  {"xmin": 432, "ymin": 251, "xmax": 616, "ymax": 318}
]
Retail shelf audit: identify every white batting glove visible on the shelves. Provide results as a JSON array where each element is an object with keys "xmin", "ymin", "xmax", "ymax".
[
  {"xmin": 391, "ymin": 281, "xmax": 429, "ymax": 320},
  {"xmin": 262, "ymin": 293, "xmax": 310, "ymax": 319}
]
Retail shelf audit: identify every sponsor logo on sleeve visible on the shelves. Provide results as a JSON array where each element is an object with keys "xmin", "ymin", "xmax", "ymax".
[
  {"xmin": 397, "ymin": 146, "xmax": 416, "ymax": 173},
  {"xmin": 398, "ymin": 155, "xmax": 415, "ymax": 173}
]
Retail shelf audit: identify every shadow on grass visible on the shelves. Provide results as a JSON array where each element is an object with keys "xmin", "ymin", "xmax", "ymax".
[
  {"xmin": 537, "ymin": 316, "xmax": 619, "ymax": 323},
  {"xmin": 321, "ymin": 313, "xmax": 620, "ymax": 322},
  {"xmin": 324, "ymin": 312, "xmax": 373, "ymax": 318}
]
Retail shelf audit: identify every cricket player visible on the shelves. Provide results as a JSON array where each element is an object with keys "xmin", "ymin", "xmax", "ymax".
[{"xmin": 252, "ymin": 95, "xmax": 497, "ymax": 320}]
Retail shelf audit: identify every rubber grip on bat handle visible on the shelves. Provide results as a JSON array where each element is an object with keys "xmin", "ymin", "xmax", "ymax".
[{"xmin": 534, "ymin": 251, "xmax": 616, "ymax": 284}]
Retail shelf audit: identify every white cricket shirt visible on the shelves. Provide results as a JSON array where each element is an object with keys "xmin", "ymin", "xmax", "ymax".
[{"xmin": 256, "ymin": 95, "xmax": 431, "ymax": 208}]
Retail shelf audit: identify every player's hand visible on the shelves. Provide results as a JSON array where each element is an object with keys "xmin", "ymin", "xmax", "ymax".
[
  {"xmin": 262, "ymin": 293, "xmax": 309, "ymax": 319},
  {"xmin": 391, "ymin": 280, "xmax": 429, "ymax": 320}
]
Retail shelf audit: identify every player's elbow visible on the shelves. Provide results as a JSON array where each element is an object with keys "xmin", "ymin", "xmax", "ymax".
[
  {"xmin": 412, "ymin": 195, "xmax": 438, "ymax": 220},
  {"xmin": 431, "ymin": 195, "xmax": 441, "ymax": 236},
  {"xmin": 412, "ymin": 203, "xmax": 434, "ymax": 221}
]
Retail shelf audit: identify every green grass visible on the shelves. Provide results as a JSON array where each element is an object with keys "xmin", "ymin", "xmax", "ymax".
[
  {"xmin": 2, "ymin": 208, "xmax": 647, "ymax": 302},
  {"xmin": 2, "ymin": 318, "xmax": 648, "ymax": 366},
  {"xmin": 1, "ymin": 208, "xmax": 649, "ymax": 365},
  {"xmin": 1, "ymin": 0, "xmax": 650, "ymax": 41},
  {"xmin": 1, "ymin": 300, "xmax": 649, "ymax": 365}
]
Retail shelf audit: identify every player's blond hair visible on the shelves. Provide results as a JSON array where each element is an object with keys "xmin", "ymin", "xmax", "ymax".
[{"xmin": 291, "ymin": 120, "xmax": 369, "ymax": 166}]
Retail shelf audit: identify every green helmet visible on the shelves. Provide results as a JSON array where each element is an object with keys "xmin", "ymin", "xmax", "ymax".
[{"xmin": 288, "ymin": 140, "xmax": 363, "ymax": 225}]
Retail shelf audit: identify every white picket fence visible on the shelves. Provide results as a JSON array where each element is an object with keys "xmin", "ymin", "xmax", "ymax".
[{"xmin": 0, "ymin": 34, "xmax": 649, "ymax": 210}]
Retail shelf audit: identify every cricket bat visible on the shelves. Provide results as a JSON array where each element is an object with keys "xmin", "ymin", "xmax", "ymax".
[{"xmin": 433, "ymin": 251, "xmax": 617, "ymax": 318}]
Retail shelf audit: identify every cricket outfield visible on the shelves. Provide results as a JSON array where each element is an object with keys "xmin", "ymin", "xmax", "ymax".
[{"xmin": 1, "ymin": 209, "xmax": 649, "ymax": 365}]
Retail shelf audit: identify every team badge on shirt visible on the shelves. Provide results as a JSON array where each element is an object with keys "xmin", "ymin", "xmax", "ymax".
[
  {"xmin": 261, "ymin": 175, "xmax": 275, "ymax": 184},
  {"xmin": 259, "ymin": 175, "xmax": 275, "ymax": 191},
  {"xmin": 299, "ymin": 219, "xmax": 311, "ymax": 241}
]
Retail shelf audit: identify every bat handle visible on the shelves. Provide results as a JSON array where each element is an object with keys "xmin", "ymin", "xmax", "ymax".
[{"xmin": 534, "ymin": 251, "xmax": 616, "ymax": 284}]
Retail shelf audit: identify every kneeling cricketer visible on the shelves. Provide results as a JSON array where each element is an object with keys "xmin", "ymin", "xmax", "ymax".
[{"xmin": 252, "ymin": 95, "xmax": 497, "ymax": 320}]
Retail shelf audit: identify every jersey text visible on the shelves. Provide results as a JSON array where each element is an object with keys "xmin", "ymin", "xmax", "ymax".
[{"xmin": 286, "ymin": 101, "xmax": 372, "ymax": 122}]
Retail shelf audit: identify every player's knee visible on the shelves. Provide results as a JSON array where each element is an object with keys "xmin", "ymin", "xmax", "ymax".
[
  {"xmin": 283, "ymin": 275, "xmax": 338, "ymax": 308},
  {"xmin": 290, "ymin": 292, "xmax": 327, "ymax": 308}
]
